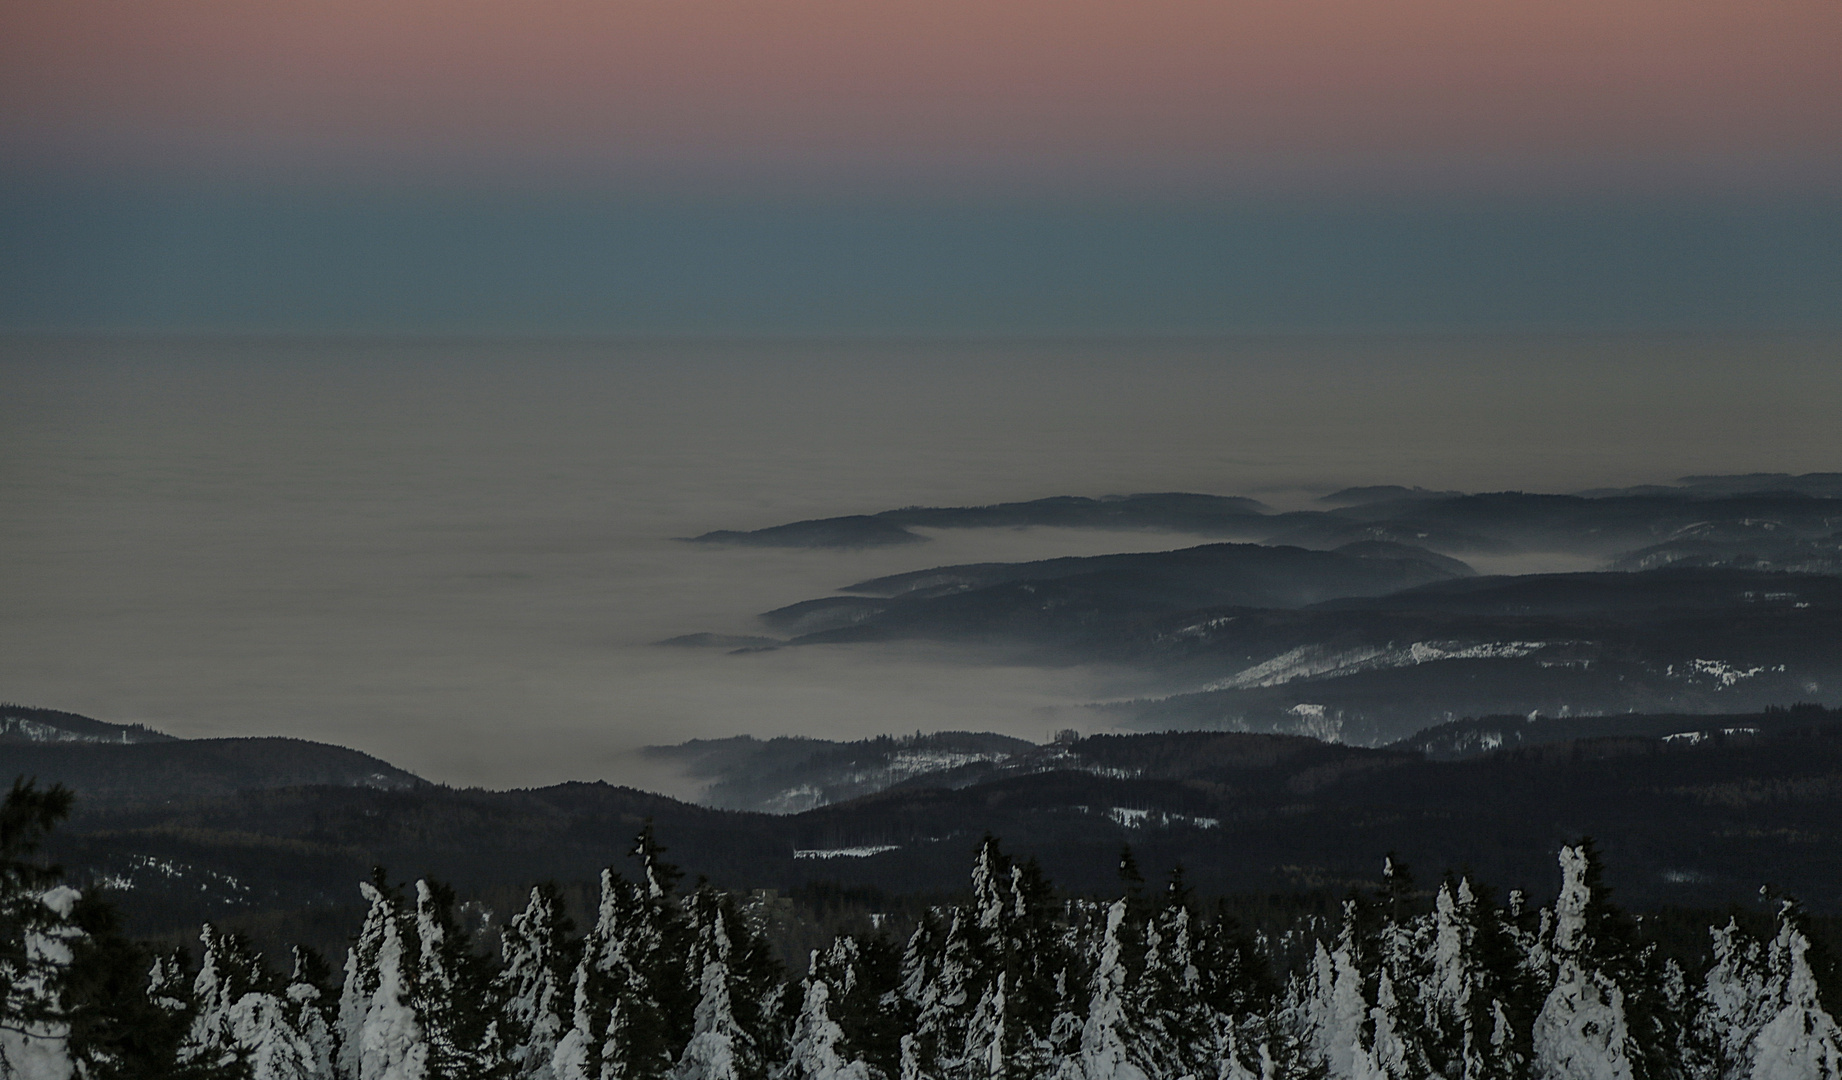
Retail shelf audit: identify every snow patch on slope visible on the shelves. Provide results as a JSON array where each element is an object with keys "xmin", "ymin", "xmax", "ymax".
[{"xmin": 1202, "ymin": 640, "xmax": 1555, "ymax": 692}]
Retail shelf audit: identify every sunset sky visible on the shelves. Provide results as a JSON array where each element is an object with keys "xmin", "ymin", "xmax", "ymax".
[{"xmin": 3, "ymin": 0, "xmax": 1840, "ymax": 331}]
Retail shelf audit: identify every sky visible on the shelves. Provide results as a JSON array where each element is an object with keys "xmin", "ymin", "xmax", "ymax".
[{"xmin": 3, "ymin": 0, "xmax": 1840, "ymax": 333}]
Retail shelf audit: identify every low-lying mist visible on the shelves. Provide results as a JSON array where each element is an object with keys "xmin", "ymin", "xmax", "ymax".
[{"xmin": 3, "ymin": 335, "xmax": 1838, "ymax": 793}]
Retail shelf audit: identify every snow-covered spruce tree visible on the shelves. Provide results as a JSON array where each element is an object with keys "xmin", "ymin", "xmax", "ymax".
[
  {"xmin": 0, "ymin": 885, "xmax": 84, "ymax": 1080},
  {"xmin": 497, "ymin": 882, "xmax": 576, "ymax": 1080},
  {"xmin": 336, "ymin": 876, "xmax": 428, "ymax": 1080},
  {"xmin": 996, "ymin": 854, "xmax": 1077, "ymax": 1080},
  {"xmin": 412, "ymin": 878, "xmax": 512, "ymax": 1078},
  {"xmin": 1058, "ymin": 899, "xmax": 1149, "ymax": 1080},
  {"xmin": 898, "ymin": 908, "xmax": 950, "ymax": 1080},
  {"xmin": 675, "ymin": 888, "xmax": 788, "ymax": 1080},
  {"xmin": 807, "ymin": 934, "xmax": 906, "ymax": 1079},
  {"xmin": 1295, "ymin": 906, "xmax": 1374, "ymax": 1080},
  {"xmin": 367, "ymin": 894, "xmax": 426, "ymax": 1080},
  {"xmin": 1529, "ymin": 841, "xmax": 1688, "ymax": 1080},
  {"xmin": 556, "ymin": 823, "xmax": 700, "ymax": 1080},
  {"xmin": 177, "ymin": 923, "xmax": 281, "ymax": 1074},
  {"xmin": 1134, "ymin": 868, "xmax": 1215, "ymax": 1080},
  {"xmin": 1193, "ymin": 899, "xmax": 1289, "ymax": 1080},
  {"xmin": 904, "ymin": 905, "xmax": 978, "ymax": 1080},
  {"xmin": 1705, "ymin": 901, "xmax": 1842, "ymax": 1080},
  {"xmin": 1361, "ymin": 858, "xmax": 1436, "ymax": 1080},
  {"xmin": 553, "ymin": 869, "xmax": 674, "ymax": 1080},
  {"xmin": 905, "ymin": 838, "xmax": 1076, "ymax": 1080},
  {"xmin": 338, "ymin": 875, "xmax": 402, "ymax": 1080},
  {"xmin": 283, "ymin": 947, "xmax": 338, "ymax": 1080},
  {"xmin": 1418, "ymin": 878, "xmax": 1535, "ymax": 1080},
  {"xmin": 0, "ymin": 778, "xmax": 79, "ymax": 1078},
  {"xmin": 1696, "ymin": 915, "xmax": 1774, "ymax": 1079},
  {"xmin": 784, "ymin": 947, "xmax": 880, "ymax": 1080}
]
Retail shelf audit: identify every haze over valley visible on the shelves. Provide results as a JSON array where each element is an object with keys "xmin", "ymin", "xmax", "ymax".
[{"xmin": 5, "ymin": 335, "xmax": 1840, "ymax": 795}]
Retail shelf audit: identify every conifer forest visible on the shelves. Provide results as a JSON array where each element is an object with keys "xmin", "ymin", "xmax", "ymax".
[{"xmin": 2, "ymin": 781, "xmax": 1838, "ymax": 1080}]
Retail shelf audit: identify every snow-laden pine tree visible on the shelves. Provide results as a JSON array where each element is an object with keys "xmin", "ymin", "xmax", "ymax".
[
  {"xmin": 339, "ymin": 879, "xmax": 402, "ymax": 1080},
  {"xmin": 675, "ymin": 898, "xmax": 754, "ymax": 1080},
  {"xmin": 959, "ymin": 840, "xmax": 1014, "ymax": 1080},
  {"xmin": 784, "ymin": 951, "xmax": 881, "ymax": 1080},
  {"xmin": 1530, "ymin": 845, "xmax": 1636, "ymax": 1080},
  {"xmin": 178, "ymin": 923, "xmax": 279, "ymax": 1074},
  {"xmin": 1296, "ymin": 905, "xmax": 1377, "ymax": 1080},
  {"xmin": 412, "ymin": 879, "xmax": 511, "ymax": 1078},
  {"xmin": 991, "ymin": 855, "xmax": 1075, "ymax": 1080},
  {"xmin": 1057, "ymin": 900, "xmax": 1149, "ymax": 1080},
  {"xmin": 183, "ymin": 924, "xmax": 238, "ymax": 1066},
  {"xmin": 356, "ymin": 884, "xmax": 429, "ymax": 1080},
  {"xmin": 1698, "ymin": 916, "xmax": 1775, "ymax": 1079},
  {"xmin": 283, "ymin": 947, "xmax": 338, "ymax": 1080},
  {"xmin": 0, "ymin": 884, "xmax": 83, "ymax": 1080},
  {"xmin": 1416, "ymin": 879, "xmax": 1530, "ymax": 1080},
  {"xmin": 554, "ymin": 826, "xmax": 691, "ymax": 1080},
  {"xmin": 552, "ymin": 870, "xmax": 625, "ymax": 1080},
  {"xmin": 0, "ymin": 780, "xmax": 81, "ymax": 1080},
  {"xmin": 906, "ymin": 906, "xmax": 977, "ymax": 1080},
  {"xmin": 905, "ymin": 838, "xmax": 1073, "ymax": 1080},
  {"xmin": 808, "ymin": 934, "xmax": 905, "ymax": 1080},
  {"xmin": 498, "ymin": 883, "xmax": 576, "ymax": 1080},
  {"xmin": 1736, "ymin": 902, "xmax": 1842, "ymax": 1080},
  {"xmin": 1134, "ymin": 869, "xmax": 1215, "ymax": 1080},
  {"xmin": 1361, "ymin": 860, "xmax": 1435, "ymax": 1080},
  {"xmin": 197, "ymin": 941, "xmax": 337, "ymax": 1080}
]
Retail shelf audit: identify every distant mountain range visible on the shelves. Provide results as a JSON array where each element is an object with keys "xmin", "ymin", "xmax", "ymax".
[
  {"xmin": 687, "ymin": 474, "xmax": 1842, "ymax": 553},
  {"xmin": 7, "ymin": 702, "xmax": 1842, "ymax": 959},
  {"xmin": 673, "ymin": 476, "xmax": 1842, "ymax": 745}
]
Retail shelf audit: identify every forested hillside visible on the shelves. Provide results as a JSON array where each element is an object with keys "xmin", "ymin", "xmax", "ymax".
[{"xmin": 5, "ymin": 790, "xmax": 1838, "ymax": 1080}]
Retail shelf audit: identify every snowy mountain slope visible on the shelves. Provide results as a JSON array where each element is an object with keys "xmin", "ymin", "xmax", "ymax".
[
  {"xmin": 1390, "ymin": 704, "xmax": 1832, "ymax": 760},
  {"xmin": 0, "ymin": 703, "xmax": 174, "ymax": 744},
  {"xmin": 645, "ymin": 732, "xmax": 1040, "ymax": 813}
]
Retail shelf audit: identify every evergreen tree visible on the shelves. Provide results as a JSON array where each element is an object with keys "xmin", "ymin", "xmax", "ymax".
[
  {"xmin": 412, "ymin": 878, "xmax": 512, "ymax": 1078},
  {"xmin": 785, "ymin": 951, "xmax": 881, "ymax": 1080},
  {"xmin": 282, "ymin": 947, "xmax": 338, "ymax": 1080},
  {"xmin": 1058, "ymin": 900, "xmax": 1149, "ymax": 1080},
  {"xmin": 1135, "ymin": 868, "xmax": 1211, "ymax": 1079},
  {"xmin": 180, "ymin": 938, "xmax": 338, "ymax": 1080},
  {"xmin": 62, "ymin": 890, "xmax": 223, "ymax": 1080},
  {"xmin": 0, "ymin": 778, "xmax": 77, "ymax": 1074},
  {"xmin": 557, "ymin": 826, "xmax": 699, "ymax": 1080},
  {"xmin": 1419, "ymin": 879, "xmax": 1532, "ymax": 1080},
  {"xmin": 497, "ymin": 883, "xmax": 576, "ymax": 1080},
  {"xmin": 807, "ymin": 934, "xmax": 905, "ymax": 1079},
  {"xmin": 1530, "ymin": 844, "xmax": 1639, "ymax": 1080},
  {"xmin": 1295, "ymin": 911, "xmax": 1374, "ymax": 1080},
  {"xmin": 338, "ymin": 875, "xmax": 404, "ymax": 1080},
  {"xmin": 337, "ymin": 876, "xmax": 428, "ymax": 1080},
  {"xmin": 675, "ymin": 896, "xmax": 755, "ymax": 1080},
  {"xmin": 1729, "ymin": 902, "xmax": 1842, "ymax": 1080},
  {"xmin": 1195, "ymin": 902, "xmax": 1275, "ymax": 1021},
  {"xmin": 906, "ymin": 906, "xmax": 977, "ymax": 1080}
]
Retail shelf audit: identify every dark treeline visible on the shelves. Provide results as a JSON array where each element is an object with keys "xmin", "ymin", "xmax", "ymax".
[{"xmin": 4, "ymin": 775, "xmax": 1841, "ymax": 1080}]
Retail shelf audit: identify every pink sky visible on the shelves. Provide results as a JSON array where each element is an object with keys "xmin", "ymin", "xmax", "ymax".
[{"xmin": 4, "ymin": 0, "xmax": 1840, "ymax": 192}]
